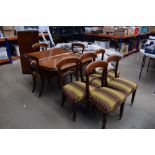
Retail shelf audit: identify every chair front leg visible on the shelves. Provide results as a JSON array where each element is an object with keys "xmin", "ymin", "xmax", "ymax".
[
  {"xmin": 131, "ymin": 89, "xmax": 137, "ymax": 105},
  {"xmin": 102, "ymin": 113, "xmax": 108, "ymax": 129},
  {"xmin": 32, "ymin": 76, "xmax": 36, "ymax": 93},
  {"xmin": 119, "ymin": 102, "xmax": 125, "ymax": 120}
]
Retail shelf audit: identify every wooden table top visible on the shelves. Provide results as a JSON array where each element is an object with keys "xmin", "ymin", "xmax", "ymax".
[
  {"xmin": 26, "ymin": 48, "xmax": 69, "ymax": 60},
  {"xmin": 39, "ymin": 52, "xmax": 80, "ymax": 70},
  {"xmin": 25, "ymin": 48, "xmax": 80, "ymax": 71}
]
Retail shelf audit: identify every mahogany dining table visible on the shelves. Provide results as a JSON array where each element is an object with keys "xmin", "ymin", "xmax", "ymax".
[{"xmin": 25, "ymin": 48, "xmax": 81, "ymax": 97}]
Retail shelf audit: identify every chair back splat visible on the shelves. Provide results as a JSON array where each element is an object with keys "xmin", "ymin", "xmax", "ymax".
[
  {"xmin": 56, "ymin": 57, "xmax": 80, "ymax": 91},
  {"xmin": 79, "ymin": 52, "xmax": 97, "ymax": 82},
  {"xmin": 95, "ymin": 49, "xmax": 105, "ymax": 60},
  {"xmin": 72, "ymin": 43, "xmax": 85, "ymax": 54},
  {"xmin": 86, "ymin": 61, "xmax": 108, "ymax": 96},
  {"xmin": 106, "ymin": 55, "xmax": 121, "ymax": 78}
]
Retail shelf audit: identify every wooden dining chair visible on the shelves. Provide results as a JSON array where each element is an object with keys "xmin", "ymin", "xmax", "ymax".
[
  {"xmin": 30, "ymin": 42, "xmax": 48, "ymax": 96},
  {"xmin": 86, "ymin": 61, "xmax": 127, "ymax": 129},
  {"xmin": 96, "ymin": 54, "xmax": 120, "ymax": 79},
  {"xmin": 56, "ymin": 57, "xmax": 96, "ymax": 121},
  {"xmin": 71, "ymin": 43, "xmax": 85, "ymax": 54},
  {"xmin": 79, "ymin": 52, "xmax": 97, "ymax": 82},
  {"xmin": 106, "ymin": 55, "xmax": 138, "ymax": 105},
  {"xmin": 94, "ymin": 49, "xmax": 105, "ymax": 60},
  {"xmin": 32, "ymin": 42, "xmax": 48, "ymax": 51},
  {"xmin": 90, "ymin": 55, "xmax": 138, "ymax": 105}
]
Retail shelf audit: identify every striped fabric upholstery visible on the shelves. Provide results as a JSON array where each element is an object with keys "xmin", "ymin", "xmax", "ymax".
[
  {"xmin": 96, "ymin": 69, "xmax": 120, "ymax": 78},
  {"xmin": 63, "ymin": 81, "xmax": 96, "ymax": 103},
  {"xmin": 108, "ymin": 78, "xmax": 138, "ymax": 95},
  {"xmin": 90, "ymin": 87, "xmax": 126, "ymax": 113},
  {"xmin": 83, "ymin": 74, "xmax": 101, "ymax": 82},
  {"xmin": 88, "ymin": 74, "xmax": 112, "ymax": 88}
]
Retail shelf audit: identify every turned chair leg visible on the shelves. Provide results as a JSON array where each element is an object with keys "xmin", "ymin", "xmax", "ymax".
[
  {"xmin": 72, "ymin": 104, "xmax": 77, "ymax": 121},
  {"xmin": 119, "ymin": 102, "xmax": 125, "ymax": 120},
  {"xmin": 131, "ymin": 90, "xmax": 137, "ymax": 105},
  {"xmin": 39, "ymin": 76, "xmax": 44, "ymax": 97},
  {"xmin": 102, "ymin": 113, "xmax": 108, "ymax": 129},
  {"xmin": 32, "ymin": 77, "xmax": 36, "ymax": 93}
]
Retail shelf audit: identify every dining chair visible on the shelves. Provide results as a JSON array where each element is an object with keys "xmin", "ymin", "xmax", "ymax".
[
  {"xmin": 94, "ymin": 49, "xmax": 105, "ymax": 60},
  {"xmin": 86, "ymin": 61, "xmax": 127, "ymax": 129},
  {"xmin": 106, "ymin": 55, "xmax": 138, "ymax": 105},
  {"xmin": 56, "ymin": 57, "xmax": 96, "ymax": 121},
  {"xmin": 71, "ymin": 43, "xmax": 85, "ymax": 54},
  {"xmin": 31, "ymin": 42, "xmax": 49, "ymax": 96},
  {"xmin": 32, "ymin": 42, "xmax": 48, "ymax": 51},
  {"xmin": 96, "ymin": 54, "xmax": 120, "ymax": 78},
  {"xmin": 90, "ymin": 55, "xmax": 138, "ymax": 105},
  {"xmin": 79, "ymin": 52, "xmax": 97, "ymax": 82}
]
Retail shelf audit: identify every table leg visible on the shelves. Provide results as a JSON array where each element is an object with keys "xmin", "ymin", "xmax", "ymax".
[
  {"xmin": 147, "ymin": 58, "xmax": 151, "ymax": 72},
  {"xmin": 139, "ymin": 55, "xmax": 146, "ymax": 79}
]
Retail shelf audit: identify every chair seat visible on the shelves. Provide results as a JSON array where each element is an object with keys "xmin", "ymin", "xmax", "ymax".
[
  {"xmin": 96, "ymin": 69, "xmax": 120, "ymax": 78},
  {"xmin": 63, "ymin": 81, "xmax": 96, "ymax": 103},
  {"xmin": 90, "ymin": 87, "xmax": 126, "ymax": 113},
  {"xmin": 108, "ymin": 78, "xmax": 138, "ymax": 95}
]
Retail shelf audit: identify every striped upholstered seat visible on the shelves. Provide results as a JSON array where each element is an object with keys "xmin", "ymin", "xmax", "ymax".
[
  {"xmin": 96, "ymin": 69, "xmax": 120, "ymax": 78},
  {"xmin": 89, "ymin": 74, "xmax": 138, "ymax": 96},
  {"xmin": 63, "ymin": 81, "xmax": 96, "ymax": 103},
  {"xmin": 90, "ymin": 87, "xmax": 126, "ymax": 113},
  {"xmin": 107, "ymin": 78, "xmax": 138, "ymax": 95}
]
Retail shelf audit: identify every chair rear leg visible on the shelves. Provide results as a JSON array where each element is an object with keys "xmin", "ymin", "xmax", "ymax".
[
  {"xmin": 102, "ymin": 113, "xmax": 108, "ymax": 129},
  {"xmin": 119, "ymin": 102, "xmax": 125, "ymax": 120},
  {"xmin": 61, "ymin": 94, "xmax": 66, "ymax": 107},
  {"xmin": 32, "ymin": 77, "xmax": 36, "ymax": 93},
  {"xmin": 131, "ymin": 90, "xmax": 137, "ymax": 105}
]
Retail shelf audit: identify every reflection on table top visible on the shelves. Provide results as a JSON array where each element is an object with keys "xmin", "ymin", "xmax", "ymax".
[
  {"xmin": 39, "ymin": 52, "xmax": 80, "ymax": 70},
  {"xmin": 26, "ymin": 48, "xmax": 69, "ymax": 60},
  {"xmin": 26, "ymin": 48, "xmax": 98, "ymax": 71}
]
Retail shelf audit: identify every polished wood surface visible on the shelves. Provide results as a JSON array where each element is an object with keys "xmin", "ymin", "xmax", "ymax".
[
  {"xmin": 26, "ymin": 48, "xmax": 69, "ymax": 60},
  {"xmin": 39, "ymin": 52, "xmax": 80, "ymax": 70},
  {"xmin": 26, "ymin": 48, "xmax": 80, "ymax": 71}
]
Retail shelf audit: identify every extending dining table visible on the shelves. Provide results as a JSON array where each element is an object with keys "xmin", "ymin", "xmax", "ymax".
[
  {"xmin": 26, "ymin": 48, "xmax": 79, "ymax": 68},
  {"xmin": 25, "ymin": 48, "xmax": 81, "ymax": 97}
]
